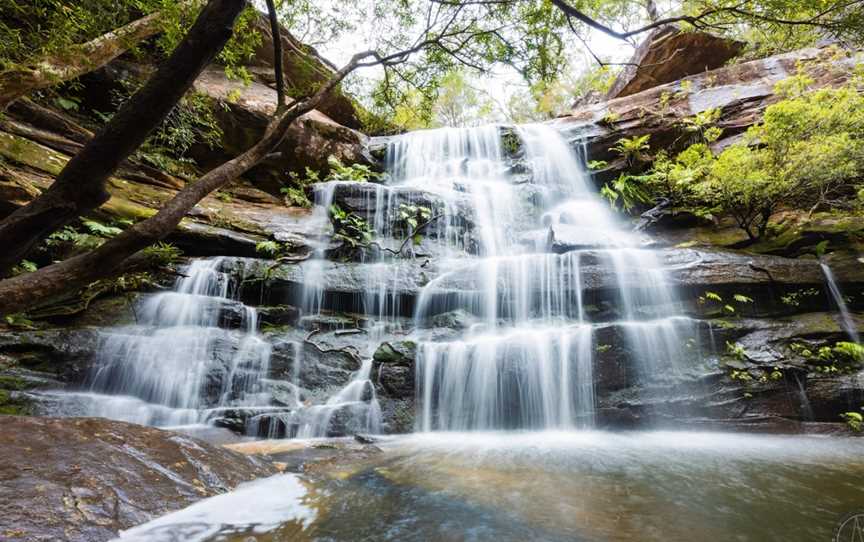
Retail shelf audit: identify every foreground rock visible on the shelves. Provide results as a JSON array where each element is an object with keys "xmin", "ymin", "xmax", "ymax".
[
  {"xmin": 226, "ymin": 437, "xmax": 382, "ymax": 473},
  {"xmin": 0, "ymin": 417, "xmax": 276, "ymax": 542}
]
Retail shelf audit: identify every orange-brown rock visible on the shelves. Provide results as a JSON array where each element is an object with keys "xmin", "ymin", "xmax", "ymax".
[
  {"xmin": 606, "ymin": 27, "xmax": 744, "ymax": 99},
  {"xmin": 0, "ymin": 417, "xmax": 275, "ymax": 541}
]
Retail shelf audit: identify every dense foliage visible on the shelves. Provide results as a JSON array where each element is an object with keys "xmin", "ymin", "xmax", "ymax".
[
  {"xmin": 0, "ymin": 0, "xmax": 261, "ymax": 78},
  {"xmin": 603, "ymin": 68, "xmax": 864, "ymax": 240},
  {"xmin": 5, "ymin": 0, "xmax": 861, "ymax": 129},
  {"xmin": 329, "ymin": 0, "xmax": 864, "ymax": 129}
]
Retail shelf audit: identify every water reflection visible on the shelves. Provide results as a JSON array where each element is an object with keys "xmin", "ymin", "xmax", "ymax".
[{"xmin": 117, "ymin": 431, "xmax": 864, "ymax": 542}]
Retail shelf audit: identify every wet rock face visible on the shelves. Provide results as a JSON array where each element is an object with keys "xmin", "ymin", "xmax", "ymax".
[
  {"xmin": 361, "ymin": 311, "xmax": 863, "ymax": 434},
  {"xmin": 373, "ymin": 340, "xmax": 417, "ymax": 398},
  {"xmin": 0, "ymin": 328, "xmax": 101, "ymax": 384},
  {"xmin": 268, "ymin": 338, "xmax": 362, "ymax": 394},
  {"xmin": 372, "ymin": 341, "xmax": 418, "ymax": 434},
  {"xmin": 315, "ymin": 180, "xmax": 480, "ymax": 254},
  {"xmin": 593, "ymin": 312, "xmax": 864, "ymax": 432},
  {"xmin": 0, "ymin": 417, "xmax": 276, "ymax": 542}
]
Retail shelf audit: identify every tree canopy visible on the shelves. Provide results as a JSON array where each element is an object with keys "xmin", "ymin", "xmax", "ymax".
[
  {"xmin": 0, "ymin": 0, "xmax": 862, "ymax": 313},
  {"xmin": 3, "ymin": 0, "xmax": 861, "ymax": 127}
]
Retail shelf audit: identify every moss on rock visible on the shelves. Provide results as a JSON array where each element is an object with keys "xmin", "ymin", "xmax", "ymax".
[{"xmin": 0, "ymin": 389, "xmax": 31, "ymax": 415}]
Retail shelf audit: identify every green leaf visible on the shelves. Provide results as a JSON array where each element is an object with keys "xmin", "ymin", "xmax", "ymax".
[
  {"xmin": 54, "ymin": 96, "xmax": 79, "ymax": 111},
  {"xmin": 705, "ymin": 291, "xmax": 723, "ymax": 302},
  {"xmin": 815, "ymin": 240, "xmax": 830, "ymax": 258}
]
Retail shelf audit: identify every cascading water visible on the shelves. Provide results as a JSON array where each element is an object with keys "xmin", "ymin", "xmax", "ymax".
[
  {"xmin": 379, "ymin": 123, "xmax": 698, "ymax": 431},
  {"xmin": 820, "ymin": 261, "xmax": 861, "ymax": 343},
  {"xmin": 47, "ymin": 122, "xmax": 700, "ymax": 440},
  {"xmin": 53, "ymin": 258, "xmax": 274, "ymax": 431}
]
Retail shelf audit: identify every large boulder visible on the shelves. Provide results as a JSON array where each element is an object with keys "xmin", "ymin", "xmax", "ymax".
[
  {"xmin": 0, "ymin": 417, "xmax": 275, "ymax": 541},
  {"xmin": 605, "ymin": 27, "xmax": 744, "ymax": 99},
  {"xmin": 191, "ymin": 67, "xmax": 373, "ymax": 195},
  {"xmin": 247, "ymin": 13, "xmax": 361, "ymax": 129}
]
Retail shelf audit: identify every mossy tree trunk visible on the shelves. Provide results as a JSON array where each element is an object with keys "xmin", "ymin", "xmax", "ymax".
[
  {"xmin": 0, "ymin": 50, "xmax": 369, "ymax": 315},
  {"xmin": 0, "ymin": 2, "xmax": 196, "ymax": 112},
  {"xmin": 0, "ymin": 0, "xmax": 245, "ymax": 276}
]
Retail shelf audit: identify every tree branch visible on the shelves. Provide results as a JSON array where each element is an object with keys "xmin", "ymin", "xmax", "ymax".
[
  {"xmin": 0, "ymin": 0, "xmax": 199, "ymax": 111},
  {"xmin": 0, "ymin": 7, "xmax": 484, "ymax": 314},
  {"xmin": 0, "ymin": 0, "xmax": 245, "ymax": 276},
  {"xmin": 265, "ymin": 0, "xmax": 285, "ymax": 109}
]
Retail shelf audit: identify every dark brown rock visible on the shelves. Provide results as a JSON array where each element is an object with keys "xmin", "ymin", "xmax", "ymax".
[
  {"xmin": 372, "ymin": 340, "xmax": 417, "ymax": 398},
  {"xmin": 606, "ymin": 27, "xmax": 744, "ymax": 99},
  {"xmin": 0, "ymin": 416, "xmax": 275, "ymax": 542}
]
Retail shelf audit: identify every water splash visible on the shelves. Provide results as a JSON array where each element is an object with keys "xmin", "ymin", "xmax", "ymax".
[{"xmin": 76, "ymin": 258, "xmax": 273, "ymax": 430}]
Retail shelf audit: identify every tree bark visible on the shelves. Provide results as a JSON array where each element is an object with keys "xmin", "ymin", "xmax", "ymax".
[
  {"xmin": 644, "ymin": 0, "xmax": 660, "ymax": 22},
  {"xmin": 265, "ymin": 0, "xmax": 285, "ymax": 108},
  {"xmin": 0, "ymin": 52, "xmax": 367, "ymax": 315},
  {"xmin": 0, "ymin": 2, "xmax": 197, "ymax": 111},
  {"xmin": 0, "ymin": 0, "xmax": 246, "ymax": 276}
]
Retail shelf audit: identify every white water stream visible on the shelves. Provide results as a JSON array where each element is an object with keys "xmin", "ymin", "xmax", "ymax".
[
  {"xmin": 49, "ymin": 123, "xmax": 704, "ymax": 437},
  {"xmin": 45, "ymin": 258, "xmax": 274, "ymax": 431},
  {"xmin": 820, "ymin": 261, "xmax": 861, "ymax": 343},
  {"xmin": 382, "ymin": 124, "xmax": 696, "ymax": 431}
]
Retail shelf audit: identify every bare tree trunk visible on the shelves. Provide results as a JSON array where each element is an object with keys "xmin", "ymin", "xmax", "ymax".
[
  {"xmin": 0, "ymin": 46, "xmax": 364, "ymax": 316},
  {"xmin": 0, "ymin": 1, "xmax": 197, "ymax": 111},
  {"xmin": 265, "ymin": 0, "xmax": 286, "ymax": 108},
  {"xmin": 0, "ymin": 0, "xmax": 246, "ymax": 276}
]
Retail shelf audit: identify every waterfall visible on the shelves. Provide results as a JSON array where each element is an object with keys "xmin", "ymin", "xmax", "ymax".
[
  {"xmin": 379, "ymin": 124, "xmax": 696, "ymax": 431},
  {"xmin": 48, "ymin": 123, "xmax": 702, "ymax": 438},
  {"xmin": 68, "ymin": 258, "xmax": 273, "ymax": 431},
  {"xmin": 820, "ymin": 261, "xmax": 861, "ymax": 343}
]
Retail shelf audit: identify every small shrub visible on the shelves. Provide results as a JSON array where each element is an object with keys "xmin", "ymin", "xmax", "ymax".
[
  {"xmin": 141, "ymin": 242, "xmax": 183, "ymax": 266},
  {"xmin": 841, "ymin": 411, "xmax": 863, "ymax": 432},
  {"xmin": 255, "ymin": 240, "xmax": 282, "ymax": 256},
  {"xmin": 610, "ymin": 135, "xmax": 651, "ymax": 166},
  {"xmin": 330, "ymin": 204, "xmax": 373, "ymax": 247}
]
